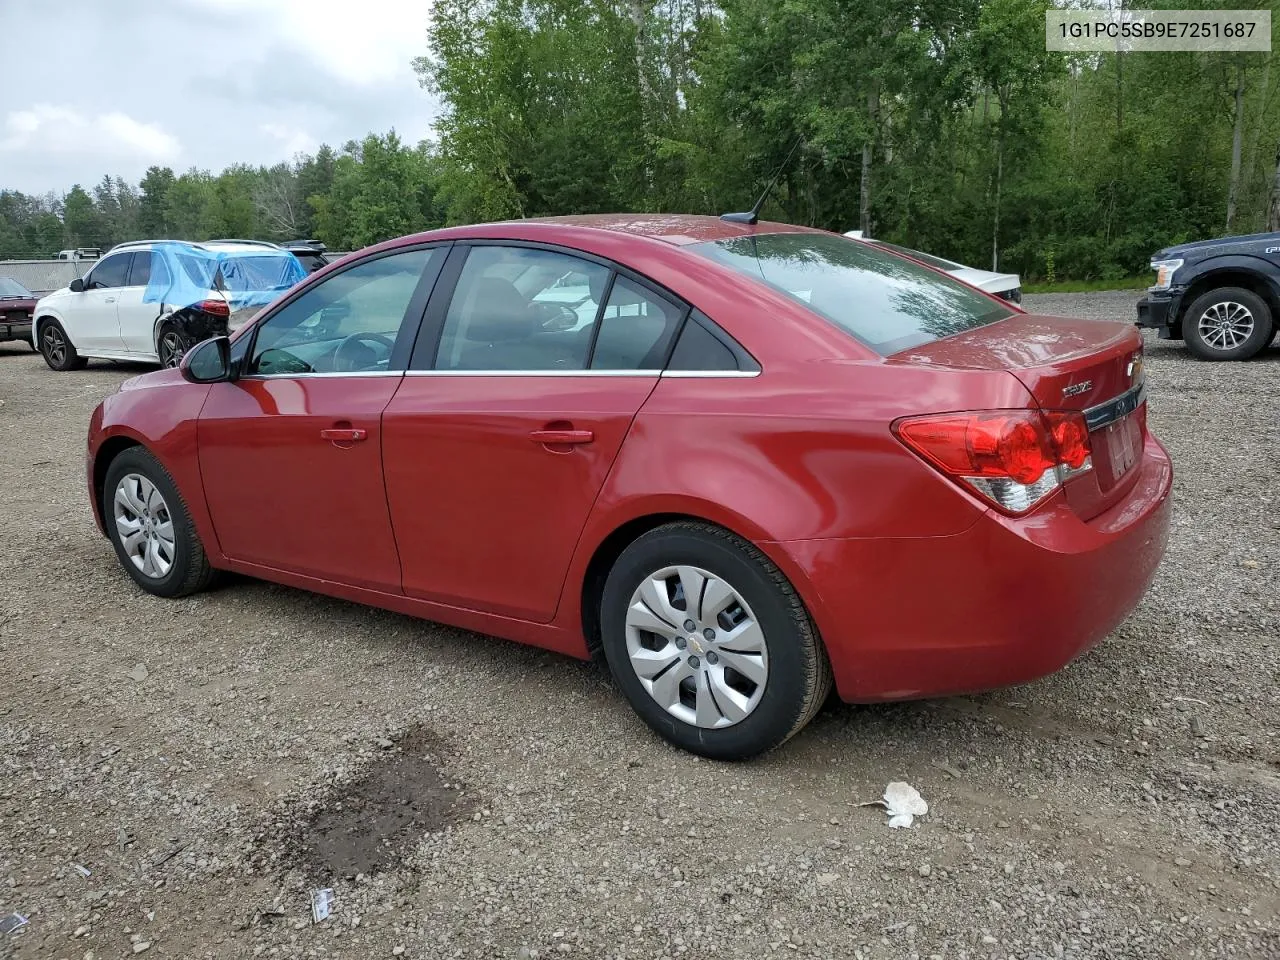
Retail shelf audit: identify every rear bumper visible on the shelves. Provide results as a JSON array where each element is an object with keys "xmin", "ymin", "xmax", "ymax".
[
  {"xmin": 779, "ymin": 434, "xmax": 1173, "ymax": 702},
  {"xmin": 1136, "ymin": 289, "xmax": 1183, "ymax": 339}
]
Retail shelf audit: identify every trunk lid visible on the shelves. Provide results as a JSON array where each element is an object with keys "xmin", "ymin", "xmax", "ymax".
[{"xmin": 890, "ymin": 314, "xmax": 1147, "ymax": 519}]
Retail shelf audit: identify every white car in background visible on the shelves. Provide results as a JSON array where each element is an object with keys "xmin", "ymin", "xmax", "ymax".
[
  {"xmin": 844, "ymin": 231, "xmax": 1022, "ymax": 304},
  {"xmin": 33, "ymin": 239, "xmax": 305, "ymax": 370}
]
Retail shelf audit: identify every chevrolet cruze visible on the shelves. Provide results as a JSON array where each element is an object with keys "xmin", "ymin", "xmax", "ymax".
[{"xmin": 85, "ymin": 216, "xmax": 1172, "ymax": 759}]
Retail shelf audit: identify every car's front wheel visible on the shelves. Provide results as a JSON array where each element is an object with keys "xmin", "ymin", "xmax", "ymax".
[
  {"xmin": 1183, "ymin": 287, "xmax": 1274, "ymax": 360},
  {"xmin": 38, "ymin": 318, "xmax": 87, "ymax": 371},
  {"xmin": 104, "ymin": 447, "xmax": 216, "ymax": 598},
  {"xmin": 600, "ymin": 521, "xmax": 832, "ymax": 760}
]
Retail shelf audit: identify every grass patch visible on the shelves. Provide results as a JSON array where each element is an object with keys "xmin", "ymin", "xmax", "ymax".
[{"xmin": 1022, "ymin": 277, "xmax": 1150, "ymax": 294}]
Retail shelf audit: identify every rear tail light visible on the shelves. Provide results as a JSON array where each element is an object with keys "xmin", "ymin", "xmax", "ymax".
[
  {"xmin": 199, "ymin": 298, "xmax": 231, "ymax": 318},
  {"xmin": 894, "ymin": 409, "xmax": 1093, "ymax": 514}
]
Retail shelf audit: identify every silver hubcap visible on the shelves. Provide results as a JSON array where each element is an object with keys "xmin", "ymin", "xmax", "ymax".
[
  {"xmin": 1198, "ymin": 301, "xmax": 1254, "ymax": 350},
  {"xmin": 113, "ymin": 474, "xmax": 175, "ymax": 578},
  {"xmin": 625, "ymin": 565, "xmax": 768, "ymax": 729},
  {"xmin": 160, "ymin": 332, "xmax": 184, "ymax": 367},
  {"xmin": 42, "ymin": 326, "xmax": 66, "ymax": 364}
]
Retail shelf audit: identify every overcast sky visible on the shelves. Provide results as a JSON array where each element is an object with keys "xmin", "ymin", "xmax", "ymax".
[{"xmin": 0, "ymin": 0, "xmax": 439, "ymax": 195}]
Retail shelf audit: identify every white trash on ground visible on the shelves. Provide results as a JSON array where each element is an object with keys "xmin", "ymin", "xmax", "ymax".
[
  {"xmin": 311, "ymin": 888, "xmax": 335, "ymax": 923},
  {"xmin": 859, "ymin": 781, "xmax": 929, "ymax": 829}
]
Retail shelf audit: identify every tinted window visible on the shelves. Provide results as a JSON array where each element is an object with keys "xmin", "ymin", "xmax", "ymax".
[
  {"xmin": 435, "ymin": 246, "xmax": 610, "ymax": 371},
  {"xmin": 128, "ymin": 251, "xmax": 152, "ymax": 287},
  {"xmin": 691, "ymin": 233, "xmax": 1012, "ymax": 355},
  {"xmin": 249, "ymin": 248, "xmax": 439, "ymax": 375},
  {"xmin": 668, "ymin": 315, "xmax": 740, "ymax": 371},
  {"xmin": 86, "ymin": 254, "xmax": 131, "ymax": 290},
  {"xmin": 591, "ymin": 276, "xmax": 683, "ymax": 370}
]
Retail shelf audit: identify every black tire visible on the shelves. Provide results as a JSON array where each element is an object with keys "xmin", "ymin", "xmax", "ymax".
[
  {"xmin": 103, "ymin": 446, "xmax": 216, "ymax": 598},
  {"xmin": 37, "ymin": 318, "xmax": 87, "ymax": 371},
  {"xmin": 156, "ymin": 323, "xmax": 192, "ymax": 368},
  {"xmin": 600, "ymin": 521, "xmax": 833, "ymax": 760},
  {"xmin": 1182, "ymin": 286, "xmax": 1273, "ymax": 361}
]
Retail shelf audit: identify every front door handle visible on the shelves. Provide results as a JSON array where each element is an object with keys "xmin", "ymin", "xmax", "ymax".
[
  {"xmin": 320, "ymin": 427, "xmax": 368, "ymax": 442},
  {"xmin": 104, "ymin": 297, "xmax": 117, "ymax": 303},
  {"xmin": 529, "ymin": 429, "xmax": 594, "ymax": 445}
]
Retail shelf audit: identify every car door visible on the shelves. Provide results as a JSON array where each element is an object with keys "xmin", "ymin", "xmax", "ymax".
[
  {"xmin": 66, "ymin": 252, "xmax": 130, "ymax": 353},
  {"xmin": 382, "ymin": 243, "xmax": 687, "ymax": 622},
  {"xmin": 197, "ymin": 245, "xmax": 447, "ymax": 591},
  {"xmin": 116, "ymin": 251, "xmax": 164, "ymax": 355}
]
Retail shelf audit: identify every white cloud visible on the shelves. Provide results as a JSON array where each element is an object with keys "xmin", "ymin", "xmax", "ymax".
[
  {"xmin": 260, "ymin": 123, "xmax": 320, "ymax": 160},
  {"xmin": 1, "ymin": 104, "xmax": 181, "ymax": 166},
  {"xmin": 187, "ymin": 0, "xmax": 430, "ymax": 86}
]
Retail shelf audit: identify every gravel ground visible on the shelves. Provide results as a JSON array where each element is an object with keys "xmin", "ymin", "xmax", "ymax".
[{"xmin": 1, "ymin": 290, "xmax": 1277, "ymax": 960}]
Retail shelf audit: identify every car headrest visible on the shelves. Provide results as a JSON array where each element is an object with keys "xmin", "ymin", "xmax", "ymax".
[{"xmin": 464, "ymin": 277, "xmax": 534, "ymax": 342}]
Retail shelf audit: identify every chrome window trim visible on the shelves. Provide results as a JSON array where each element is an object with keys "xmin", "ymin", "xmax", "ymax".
[
  {"xmin": 239, "ymin": 370, "xmax": 403, "ymax": 380},
  {"xmin": 400, "ymin": 369, "xmax": 762, "ymax": 378},
  {"xmin": 405, "ymin": 369, "xmax": 663, "ymax": 377},
  {"xmin": 1083, "ymin": 381, "xmax": 1145, "ymax": 431},
  {"xmin": 660, "ymin": 370, "xmax": 761, "ymax": 379}
]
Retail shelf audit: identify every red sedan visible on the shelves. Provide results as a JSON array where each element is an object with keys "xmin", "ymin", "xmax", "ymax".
[{"xmin": 86, "ymin": 216, "xmax": 1171, "ymax": 759}]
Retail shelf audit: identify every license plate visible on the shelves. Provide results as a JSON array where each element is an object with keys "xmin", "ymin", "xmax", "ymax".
[{"xmin": 1103, "ymin": 412, "xmax": 1138, "ymax": 479}]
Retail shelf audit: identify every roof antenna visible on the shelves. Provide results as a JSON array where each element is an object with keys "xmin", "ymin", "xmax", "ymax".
[{"xmin": 720, "ymin": 137, "xmax": 803, "ymax": 225}]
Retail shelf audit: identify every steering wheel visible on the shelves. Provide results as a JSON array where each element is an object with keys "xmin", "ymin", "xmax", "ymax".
[
  {"xmin": 333, "ymin": 332, "xmax": 396, "ymax": 372},
  {"xmin": 533, "ymin": 301, "xmax": 580, "ymax": 332}
]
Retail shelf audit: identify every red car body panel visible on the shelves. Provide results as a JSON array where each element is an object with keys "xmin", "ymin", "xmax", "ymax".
[
  {"xmin": 197, "ymin": 378, "xmax": 404, "ymax": 591},
  {"xmin": 382, "ymin": 374, "xmax": 660, "ymax": 621},
  {"xmin": 85, "ymin": 215, "xmax": 1173, "ymax": 704}
]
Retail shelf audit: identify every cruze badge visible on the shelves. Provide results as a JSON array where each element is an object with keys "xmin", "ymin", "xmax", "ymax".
[{"xmin": 1062, "ymin": 380, "xmax": 1093, "ymax": 398}]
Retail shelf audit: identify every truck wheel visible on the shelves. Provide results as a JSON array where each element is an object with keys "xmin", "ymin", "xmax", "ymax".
[{"xmin": 1183, "ymin": 287, "xmax": 1273, "ymax": 360}]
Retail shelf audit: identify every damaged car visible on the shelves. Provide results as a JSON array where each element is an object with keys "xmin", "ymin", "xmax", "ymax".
[{"xmin": 34, "ymin": 239, "xmax": 307, "ymax": 371}]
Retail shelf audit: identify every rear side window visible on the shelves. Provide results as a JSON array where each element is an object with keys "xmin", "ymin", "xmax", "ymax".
[
  {"xmin": 667, "ymin": 312, "xmax": 756, "ymax": 372},
  {"xmin": 590, "ymin": 276, "xmax": 684, "ymax": 370},
  {"xmin": 128, "ymin": 252, "xmax": 152, "ymax": 286},
  {"xmin": 690, "ymin": 233, "xmax": 1012, "ymax": 355}
]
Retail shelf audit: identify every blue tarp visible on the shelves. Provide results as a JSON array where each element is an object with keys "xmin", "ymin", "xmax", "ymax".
[{"xmin": 143, "ymin": 241, "xmax": 307, "ymax": 309}]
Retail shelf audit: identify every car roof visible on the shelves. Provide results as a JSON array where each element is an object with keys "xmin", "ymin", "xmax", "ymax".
[
  {"xmin": 104, "ymin": 239, "xmax": 286, "ymax": 256},
  {"xmin": 387, "ymin": 214, "xmax": 825, "ymax": 250}
]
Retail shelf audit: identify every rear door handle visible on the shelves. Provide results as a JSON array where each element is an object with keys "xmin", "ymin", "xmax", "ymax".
[
  {"xmin": 320, "ymin": 427, "xmax": 368, "ymax": 442},
  {"xmin": 104, "ymin": 297, "xmax": 117, "ymax": 303},
  {"xmin": 529, "ymin": 429, "xmax": 594, "ymax": 445}
]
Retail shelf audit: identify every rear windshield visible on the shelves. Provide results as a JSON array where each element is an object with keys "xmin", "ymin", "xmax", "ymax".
[
  {"xmin": 871, "ymin": 240, "xmax": 963, "ymax": 272},
  {"xmin": 690, "ymin": 233, "xmax": 1012, "ymax": 355}
]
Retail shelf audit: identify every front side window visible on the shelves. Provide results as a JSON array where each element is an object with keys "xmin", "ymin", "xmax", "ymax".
[
  {"xmin": 690, "ymin": 233, "xmax": 1012, "ymax": 355},
  {"xmin": 248, "ymin": 247, "xmax": 439, "ymax": 375},
  {"xmin": 85, "ymin": 254, "xmax": 131, "ymax": 290},
  {"xmin": 435, "ymin": 246, "xmax": 610, "ymax": 371}
]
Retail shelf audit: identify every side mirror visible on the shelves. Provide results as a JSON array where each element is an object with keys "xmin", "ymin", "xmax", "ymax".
[
  {"xmin": 180, "ymin": 336, "xmax": 235, "ymax": 383},
  {"xmin": 69, "ymin": 277, "xmax": 84, "ymax": 293}
]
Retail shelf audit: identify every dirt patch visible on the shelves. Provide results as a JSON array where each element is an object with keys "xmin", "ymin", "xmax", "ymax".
[{"xmin": 285, "ymin": 728, "xmax": 472, "ymax": 880}]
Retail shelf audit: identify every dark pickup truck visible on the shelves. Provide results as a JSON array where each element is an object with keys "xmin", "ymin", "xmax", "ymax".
[{"xmin": 1138, "ymin": 231, "xmax": 1280, "ymax": 360}]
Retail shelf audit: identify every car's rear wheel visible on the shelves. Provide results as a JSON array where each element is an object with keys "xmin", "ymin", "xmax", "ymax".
[
  {"xmin": 104, "ymin": 447, "xmax": 215, "ymax": 598},
  {"xmin": 157, "ymin": 323, "xmax": 191, "ymax": 368},
  {"xmin": 38, "ymin": 318, "xmax": 87, "ymax": 371},
  {"xmin": 1183, "ymin": 287, "xmax": 1274, "ymax": 360},
  {"xmin": 600, "ymin": 521, "xmax": 832, "ymax": 760}
]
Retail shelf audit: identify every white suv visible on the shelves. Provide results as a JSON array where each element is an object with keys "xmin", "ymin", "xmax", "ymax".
[{"xmin": 33, "ymin": 239, "xmax": 304, "ymax": 370}]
